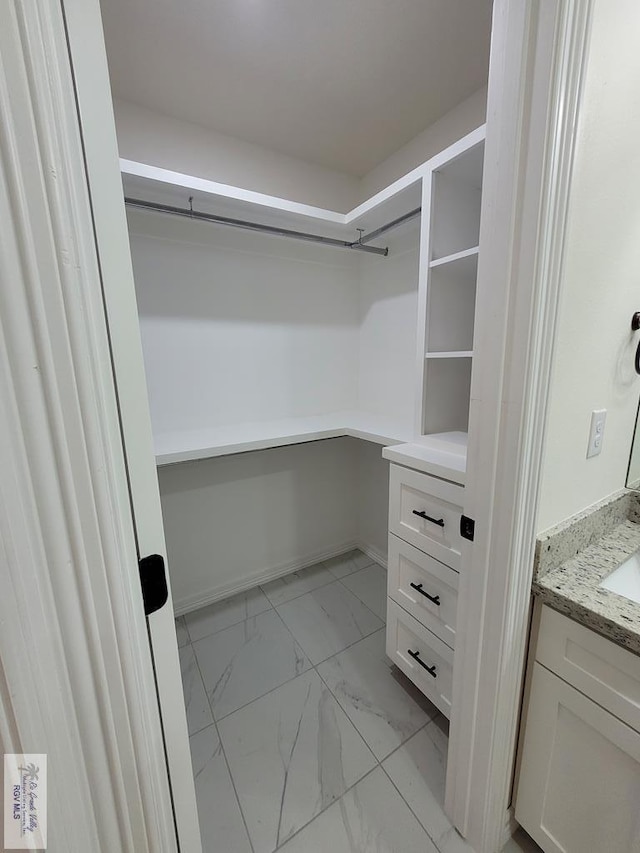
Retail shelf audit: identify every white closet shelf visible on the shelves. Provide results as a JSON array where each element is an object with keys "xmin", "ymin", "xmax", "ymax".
[
  {"xmin": 154, "ymin": 411, "xmax": 412, "ymax": 466},
  {"xmin": 425, "ymin": 351, "xmax": 473, "ymax": 359},
  {"xmin": 121, "ymin": 158, "xmax": 423, "ymax": 239},
  {"xmin": 382, "ymin": 431, "xmax": 467, "ymax": 485},
  {"xmin": 429, "ymin": 246, "xmax": 479, "ymax": 268}
]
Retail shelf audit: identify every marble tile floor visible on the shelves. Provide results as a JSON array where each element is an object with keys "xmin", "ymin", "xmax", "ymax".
[{"xmin": 176, "ymin": 548, "xmax": 540, "ymax": 853}]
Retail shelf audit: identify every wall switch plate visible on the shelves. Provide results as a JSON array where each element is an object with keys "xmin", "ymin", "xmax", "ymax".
[{"xmin": 587, "ymin": 409, "xmax": 607, "ymax": 458}]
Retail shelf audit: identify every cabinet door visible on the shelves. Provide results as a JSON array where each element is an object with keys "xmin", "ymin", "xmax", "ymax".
[{"xmin": 516, "ymin": 664, "xmax": 640, "ymax": 853}]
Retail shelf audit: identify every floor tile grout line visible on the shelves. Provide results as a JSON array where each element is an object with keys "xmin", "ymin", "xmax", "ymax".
[
  {"xmin": 189, "ymin": 636, "xmax": 257, "ymax": 853},
  {"xmin": 333, "ymin": 570, "xmax": 387, "ymax": 624},
  {"xmin": 273, "ymin": 601, "xmax": 385, "ymax": 669},
  {"xmin": 183, "ymin": 597, "xmax": 276, "ymax": 646},
  {"xmin": 215, "ymin": 661, "xmax": 379, "ymax": 853},
  {"xmin": 378, "ymin": 760, "xmax": 449, "ymax": 852},
  {"xmin": 178, "ymin": 642, "xmax": 215, "ymax": 734},
  {"xmin": 259, "ymin": 571, "xmax": 336, "ymax": 609},
  {"xmin": 190, "ymin": 694, "xmax": 440, "ymax": 853},
  {"xmin": 271, "ymin": 764, "xmax": 384, "ymax": 853},
  {"xmin": 183, "ymin": 608, "xmax": 427, "ymax": 747},
  {"xmin": 269, "ymin": 569, "xmax": 386, "ymax": 662},
  {"xmin": 201, "ymin": 598, "xmax": 360, "ymax": 724},
  {"xmin": 205, "ymin": 613, "xmax": 387, "ymax": 724},
  {"xmin": 190, "ymin": 639, "xmax": 217, "ymax": 729},
  {"xmin": 185, "ymin": 582, "xmax": 385, "ymax": 684},
  {"xmin": 180, "ymin": 595, "xmax": 447, "ymax": 853},
  {"xmin": 314, "ymin": 659, "xmax": 439, "ymax": 766},
  {"xmin": 181, "ymin": 566, "xmax": 344, "ymax": 644},
  {"xmin": 198, "ymin": 609, "xmax": 388, "ymax": 846},
  {"xmin": 378, "ymin": 714, "xmax": 458, "ymax": 853},
  {"xmin": 377, "ymin": 717, "xmax": 437, "ymax": 766},
  {"xmin": 178, "ymin": 552, "xmax": 379, "ymax": 641},
  {"xmin": 181, "ymin": 559, "xmax": 445, "ymax": 852},
  {"xmin": 213, "ymin": 665, "xmax": 310, "ymax": 724},
  {"xmin": 198, "ymin": 601, "xmax": 314, "ymax": 723},
  {"xmin": 312, "ymin": 659, "xmax": 380, "ymax": 768},
  {"xmin": 282, "ymin": 610, "xmax": 432, "ymax": 768},
  {"xmin": 260, "ymin": 555, "xmax": 379, "ymax": 610},
  {"xmin": 206, "ymin": 601, "xmax": 316, "ymax": 721},
  {"xmin": 212, "ymin": 719, "xmax": 257, "ymax": 853},
  {"xmin": 207, "ymin": 636, "xmax": 379, "ymax": 852}
]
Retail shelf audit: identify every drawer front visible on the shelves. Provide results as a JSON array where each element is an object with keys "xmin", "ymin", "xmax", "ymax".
[
  {"xmin": 388, "ymin": 533, "xmax": 458, "ymax": 648},
  {"xmin": 536, "ymin": 604, "xmax": 640, "ymax": 733},
  {"xmin": 388, "ymin": 464, "xmax": 464, "ymax": 570},
  {"xmin": 386, "ymin": 599, "xmax": 453, "ymax": 718}
]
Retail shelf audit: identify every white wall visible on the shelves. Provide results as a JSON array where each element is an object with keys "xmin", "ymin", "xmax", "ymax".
[
  {"xmin": 128, "ymin": 205, "xmax": 396, "ymax": 609},
  {"xmin": 536, "ymin": 0, "xmax": 640, "ymax": 532},
  {"xmin": 160, "ymin": 438, "xmax": 359, "ymax": 612},
  {"xmin": 128, "ymin": 208, "xmax": 359, "ymax": 437},
  {"xmin": 162, "ymin": 436, "xmax": 393, "ymax": 613},
  {"xmin": 113, "ymin": 98, "xmax": 361, "ymax": 212},
  {"xmin": 356, "ymin": 441, "xmax": 391, "ymax": 564},
  {"xmin": 119, "ymin": 90, "xmax": 475, "ymax": 607},
  {"xmin": 114, "ymin": 92, "xmax": 487, "ymax": 212},
  {"xmin": 357, "ymin": 221, "xmax": 420, "ymax": 432},
  {"xmin": 359, "ymin": 87, "xmax": 487, "ymax": 200}
]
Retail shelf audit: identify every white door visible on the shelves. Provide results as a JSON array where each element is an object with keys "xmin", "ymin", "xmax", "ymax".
[{"xmin": 60, "ymin": 1, "xmax": 202, "ymax": 850}]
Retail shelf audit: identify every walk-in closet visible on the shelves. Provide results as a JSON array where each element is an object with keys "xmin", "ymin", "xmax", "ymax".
[{"xmin": 94, "ymin": 2, "xmax": 533, "ymax": 851}]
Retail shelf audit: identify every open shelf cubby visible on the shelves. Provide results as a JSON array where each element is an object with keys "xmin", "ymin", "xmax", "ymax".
[
  {"xmin": 422, "ymin": 357, "xmax": 472, "ymax": 435},
  {"xmin": 426, "ymin": 251, "xmax": 478, "ymax": 354},
  {"xmin": 430, "ymin": 144, "xmax": 484, "ymax": 262},
  {"xmin": 417, "ymin": 136, "xmax": 483, "ymax": 445}
]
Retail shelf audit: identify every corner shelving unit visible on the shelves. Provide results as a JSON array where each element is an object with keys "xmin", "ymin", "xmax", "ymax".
[
  {"xmin": 383, "ymin": 126, "xmax": 485, "ymax": 483},
  {"xmin": 421, "ymin": 131, "xmax": 484, "ymax": 447},
  {"xmin": 154, "ymin": 411, "xmax": 413, "ymax": 467},
  {"xmin": 120, "ymin": 157, "xmax": 423, "ymax": 467},
  {"xmin": 121, "ymin": 125, "xmax": 484, "ymax": 484},
  {"xmin": 420, "ymin": 132, "xmax": 483, "ymax": 460}
]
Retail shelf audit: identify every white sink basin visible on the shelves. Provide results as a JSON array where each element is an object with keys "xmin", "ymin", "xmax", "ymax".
[{"xmin": 599, "ymin": 550, "xmax": 640, "ymax": 605}]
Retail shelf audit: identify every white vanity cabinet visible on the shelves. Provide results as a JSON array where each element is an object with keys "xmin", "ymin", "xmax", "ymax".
[{"xmin": 516, "ymin": 603, "xmax": 640, "ymax": 853}]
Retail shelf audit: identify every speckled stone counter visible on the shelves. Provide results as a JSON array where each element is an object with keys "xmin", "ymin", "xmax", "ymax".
[{"xmin": 533, "ymin": 491, "xmax": 640, "ymax": 655}]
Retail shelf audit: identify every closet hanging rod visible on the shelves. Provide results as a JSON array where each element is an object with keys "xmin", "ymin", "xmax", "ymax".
[
  {"xmin": 357, "ymin": 207, "xmax": 421, "ymax": 244},
  {"xmin": 123, "ymin": 196, "xmax": 401, "ymax": 257}
]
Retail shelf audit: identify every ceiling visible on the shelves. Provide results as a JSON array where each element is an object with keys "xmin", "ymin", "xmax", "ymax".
[{"xmin": 100, "ymin": 0, "xmax": 492, "ymax": 177}]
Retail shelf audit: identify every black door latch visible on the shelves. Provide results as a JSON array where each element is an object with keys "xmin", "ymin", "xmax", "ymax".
[
  {"xmin": 460, "ymin": 515, "xmax": 475, "ymax": 542},
  {"xmin": 138, "ymin": 554, "xmax": 169, "ymax": 616}
]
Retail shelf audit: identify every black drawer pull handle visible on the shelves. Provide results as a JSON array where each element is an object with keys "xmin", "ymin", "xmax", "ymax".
[
  {"xmin": 409, "ymin": 582, "xmax": 440, "ymax": 605},
  {"xmin": 412, "ymin": 509, "xmax": 445, "ymax": 527},
  {"xmin": 407, "ymin": 649, "xmax": 437, "ymax": 677}
]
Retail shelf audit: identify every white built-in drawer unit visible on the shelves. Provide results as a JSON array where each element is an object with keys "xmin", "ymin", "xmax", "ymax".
[
  {"xmin": 389, "ymin": 463, "xmax": 464, "ymax": 570},
  {"xmin": 387, "ymin": 532, "xmax": 458, "ymax": 648},
  {"xmin": 535, "ymin": 604, "xmax": 640, "ymax": 733},
  {"xmin": 387, "ymin": 599, "xmax": 453, "ymax": 718}
]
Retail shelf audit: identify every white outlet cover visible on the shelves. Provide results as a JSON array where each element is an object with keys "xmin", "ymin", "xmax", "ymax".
[{"xmin": 587, "ymin": 409, "xmax": 607, "ymax": 458}]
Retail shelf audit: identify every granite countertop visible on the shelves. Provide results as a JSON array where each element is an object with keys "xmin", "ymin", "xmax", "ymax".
[{"xmin": 533, "ymin": 491, "xmax": 640, "ymax": 655}]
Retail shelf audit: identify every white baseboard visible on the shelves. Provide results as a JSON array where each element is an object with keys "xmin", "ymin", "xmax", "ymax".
[
  {"xmin": 358, "ymin": 540, "xmax": 387, "ymax": 570},
  {"xmin": 173, "ymin": 539, "xmax": 391, "ymax": 616}
]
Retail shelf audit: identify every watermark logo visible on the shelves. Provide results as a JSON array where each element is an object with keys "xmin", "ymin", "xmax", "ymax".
[{"xmin": 4, "ymin": 754, "xmax": 47, "ymax": 850}]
